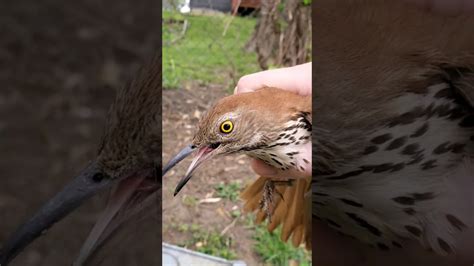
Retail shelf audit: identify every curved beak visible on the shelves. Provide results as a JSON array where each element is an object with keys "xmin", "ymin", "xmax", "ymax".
[
  {"xmin": 162, "ymin": 144, "xmax": 219, "ymax": 196},
  {"xmin": 0, "ymin": 162, "xmax": 113, "ymax": 266},
  {"xmin": 0, "ymin": 162, "xmax": 160, "ymax": 266}
]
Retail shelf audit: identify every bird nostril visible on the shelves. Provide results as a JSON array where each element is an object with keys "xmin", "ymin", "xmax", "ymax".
[
  {"xmin": 92, "ymin": 172, "xmax": 104, "ymax": 183},
  {"xmin": 209, "ymin": 142, "xmax": 221, "ymax": 149}
]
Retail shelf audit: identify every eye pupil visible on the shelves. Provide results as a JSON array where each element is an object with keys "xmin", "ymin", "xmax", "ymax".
[
  {"xmin": 220, "ymin": 120, "xmax": 233, "ymax": 133},
  {"xmin": 92, "ymin": 172, "xmax": 104, "ymax": 182}
]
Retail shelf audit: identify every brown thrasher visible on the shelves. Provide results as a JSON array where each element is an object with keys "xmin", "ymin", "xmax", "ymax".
[
  {"xmin": 163, "ymin": 87, "xmax": 313, "ymax": 248},
  {"xmin": 0, "ymin": 55, "xmax": 162, "ymax": 265},
  {"xmin": 313, "ymin": 0, "xmax": 473, "ymax": 264}
]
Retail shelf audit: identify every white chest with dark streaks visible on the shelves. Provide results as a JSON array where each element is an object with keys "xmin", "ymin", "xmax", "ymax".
[
  {"xmin": 313, "ymin": 83, "xmax": 474, "ymax": 255},
  {"xmin": 246, "ymin": 116, "xmax": 312, "ymax": 174}
]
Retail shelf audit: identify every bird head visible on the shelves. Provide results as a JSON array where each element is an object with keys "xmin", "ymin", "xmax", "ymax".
[
  {"xmin": 0, "ymin": 55, "xmax": 162, "ymax": 266},
  {"xmin": 163, "ymin": 87, "xmax": 311, "ymax": 196}
]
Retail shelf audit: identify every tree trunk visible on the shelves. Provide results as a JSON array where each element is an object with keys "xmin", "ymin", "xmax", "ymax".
[{"xmin": 247, "ymin": 0, "xmax": 311, "ymax": 69}]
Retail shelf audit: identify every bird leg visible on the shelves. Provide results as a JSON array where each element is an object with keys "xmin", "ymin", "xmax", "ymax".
[{"xmin": 259, "ymin": 179, "xmax": 294, "ymax": 223}]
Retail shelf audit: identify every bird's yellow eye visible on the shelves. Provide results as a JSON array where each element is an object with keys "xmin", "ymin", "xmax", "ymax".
[{"xmin": 220, "ymin": 120, "xmax": 233, "ymax": 133}]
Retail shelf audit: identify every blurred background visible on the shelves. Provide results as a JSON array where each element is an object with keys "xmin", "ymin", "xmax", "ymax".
[
  {"xmin": 0, "ymin": 0, "xmax": 159, "ymax": 265},
  {"xmin": 162, "ymin": 0, "xmax": 311, "ymax": 264}
]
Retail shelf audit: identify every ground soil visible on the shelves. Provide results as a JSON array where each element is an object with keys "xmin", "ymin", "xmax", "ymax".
[
  {"xmin": 162, "ymin": 84, "xmax": 264, "ymax": 265},
  {"xmin": 0, "ymin": 1, "xmax": 161, "ymax": 265}
]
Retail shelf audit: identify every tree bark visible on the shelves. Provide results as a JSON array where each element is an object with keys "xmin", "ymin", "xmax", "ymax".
[{"xmin": 247, "ymin": 0, "xmax": 311, "ymax": 69}]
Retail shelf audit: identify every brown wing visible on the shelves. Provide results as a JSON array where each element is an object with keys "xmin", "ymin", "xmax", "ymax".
[{"xmin": 241, "ymin": 176, "xmax": 312, "ymax": 249}]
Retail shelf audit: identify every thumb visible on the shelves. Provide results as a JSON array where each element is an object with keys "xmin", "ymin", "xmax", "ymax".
[{"xmin": 250, "ymin": 159, "xmax": 311, "ymax": 179}]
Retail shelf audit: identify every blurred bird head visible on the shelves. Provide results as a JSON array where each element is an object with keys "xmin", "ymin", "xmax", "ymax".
[{"xmin": 0, "ymin": 55, "xmax": 162, "ymax": 266}]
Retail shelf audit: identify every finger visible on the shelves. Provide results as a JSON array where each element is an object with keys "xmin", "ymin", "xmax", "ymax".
[
  {"xmin": 250, "ymin": 159, "xmax": 311, "ymax": 179},
  {"xmin": 235, "ymin": 63, "xmax": 312, "ymax": 96}
]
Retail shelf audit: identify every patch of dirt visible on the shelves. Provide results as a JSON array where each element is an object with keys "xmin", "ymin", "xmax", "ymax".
[
  {"xmin": 162, "ymin": 85, "xmax": 263, "ymax": 265},
  {"xmin": 0, "ymin": 0, "xmax": 160, "ymax": 265}
]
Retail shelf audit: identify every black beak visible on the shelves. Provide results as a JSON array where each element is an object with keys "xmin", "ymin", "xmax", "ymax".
[
  {"xmin": 163, "ymin": 144, "xmax": 220, "ymax": 197},
  {"xmin": 162, "ymin": 144, "xmax": 195, "ymax": 177},
  {"xmin": 162, "ymin": 144, "xmax": 198, "ymax": 196},
  {"xmin": 0, "ymin": 162, "xmax": 114, "ymax": 266}
]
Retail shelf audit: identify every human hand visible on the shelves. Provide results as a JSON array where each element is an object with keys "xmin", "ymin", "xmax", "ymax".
[{"xmin": 234, "ymin": 63, "xmax": 312, "ymax": 179}]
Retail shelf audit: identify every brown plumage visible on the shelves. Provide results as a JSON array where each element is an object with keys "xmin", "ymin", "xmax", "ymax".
[
  {"xmin": 241, "ymin": 176, "xmax": 312, "ymax": 248},
  {"xmin": 164, "ymin": 87, "xmax": 312, "ymax": 249},
  {"xmin": 313, "ymin": 0, "xmax": 473, "ymax": 261},
  {"xmin": 0, "ymin": 54, "xmax": 162, "ymax": 265}
]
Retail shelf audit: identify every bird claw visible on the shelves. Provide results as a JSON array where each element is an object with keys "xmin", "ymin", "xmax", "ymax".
[{"xmin": 259, "ymin": 179, "xmax": 293, "ymax": 223}]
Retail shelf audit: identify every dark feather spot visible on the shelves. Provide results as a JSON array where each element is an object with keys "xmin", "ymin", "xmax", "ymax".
[
  {"xmin": 326, "ymin": 219, "xmax": 341, "ymax": 228},
  {"xmin": 449, "ymin": 107, "xmax": 466, "ymax": 120},
  {"xmin": 362, "ymin": 146, "xmax": 378, "ymax": 155},
  {"xmin": 371, "ymin": 133, "xmax": 393, "ymax": 144},
  {"xmin": 386, "ymin": 136, "xmax": 408, "ymax": 150},
  {"xmin": 373, "ymin": 163, "xmax": 394, "ymax": 173},
  {"xmin": 346, "ymin": 212, "xmax": 382, "ymax": 236},
  {"xmin": 434, "ymin": 104, "xmax": 452, "ymax": 117},
  {"xmin": 450, "ymin": 143, "xmax": 465, "ymax": 154},
  {"xmin": 314, "ymin": 201, "xmax": 326, "ymax": 206},
  {"xmin": 410, "ymin": 123, "xmax": 429, "ymax": 138},
  {"xmin": 401, "ymin": 143, "xmax": 420, "ymax": 155},
  {"xmin": 392, "ymin": 241, "xmax": 402, "ymax": 248},
  {"xmin": 412, "ymin": 192, "xmax": 435, "ymax": 201},
  {"xmin": 390, "ymin": 163, "xmax": 405, "ymax": 172},
  {"xmin": 405, "ymin": 225, "xmax": 421, "ymax": 237},
  {"xmin": 459, "ymin": 115, "xmax": 474, "ymax": 127},
  {"xmin": 377, "ymin": 243, "xmax": 389, "ymax": 251},
  {"xmin": 404, "ymin": 208, "xmax": 416, "ymax": 215},
  {"xmin": 299, "ymin": 135, "xmax": 310, "ymax": 140},
  {"xmin": 314, "ymin": 192, "xmax": 328, "ymax": 196},
  {"xmin": 328, "ymin": 169, "xmax": 366, "ymax": 180},
  {"xmin": 271, "ymin": 158, "xmax": 283, "ymax": 166},
  {"xmin": 303, "ymin": 158, "xmax": 309, "ymax": 164},
  {"xmin": 339, "ymin": 198, "xmax": 363, "ymax": 207},
  {"xmin": 446, "ymin": 214, "xmax": 466, "ymax": 231},
  {"xmin": 438, "ymin": 238, "xmax": 452, "ymax": 253},
  {"xmin": 388, "ymin": 109, "xmax": 420, "ymax": 127},
  {"xmin": 421, "ymin": 160, "xmax": 437, "ymax": 170},
  {"xmin": 434, "ymin": 87, "xmax": 453, "ymax": 99},
  {"xmin": 393, "ymin": 196, "xmax": 415, "ymax": 205},
  {"xmin": 433, "ymin": 142, "xmax": 451, "ymax": 154},
  {"xmin": 407, "ymin": 152, "xmax": 424, "ymax": 165}
]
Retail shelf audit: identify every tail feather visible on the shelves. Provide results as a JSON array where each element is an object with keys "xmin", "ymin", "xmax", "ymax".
[{"xmin": 241, "ymin": 176, "xmax": 311, "ymax": 249}]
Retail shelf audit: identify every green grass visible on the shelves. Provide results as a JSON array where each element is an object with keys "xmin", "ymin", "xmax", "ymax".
[
  {"xmin": 214, "ymin": 181, "xmax": 242, "ymax": 202},
  {"xmin": 246, "ymin": 215, "xmax": 312, "ymax": 266},
  {"xmin": 163, "ymin": 11, "xmax": 260, "ymax": 89},
  {"xmin": 176, "ymin": 223, "xmax": 237, "ymax": 260}
]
